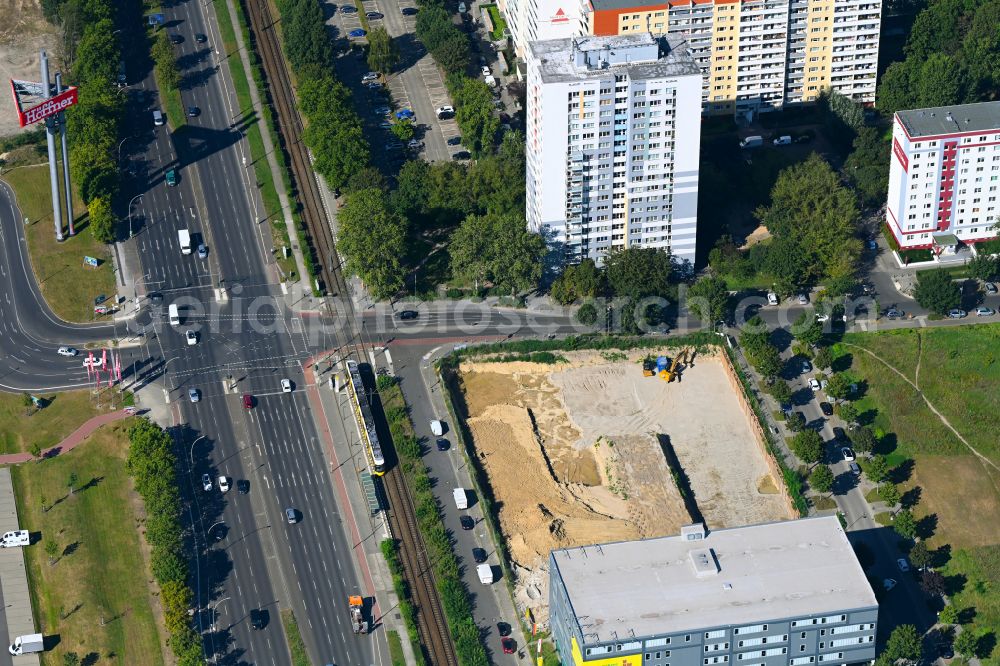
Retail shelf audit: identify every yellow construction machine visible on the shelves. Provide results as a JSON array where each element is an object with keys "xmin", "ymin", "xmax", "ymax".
[{"xmin": 659, "ymin": 348, "xmax": 690, "ymax": 382}]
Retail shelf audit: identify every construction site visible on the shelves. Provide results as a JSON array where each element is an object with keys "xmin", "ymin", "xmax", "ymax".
[{"xmin": 448, "ymin": 347, "xmax": 794, "ymax": 622}]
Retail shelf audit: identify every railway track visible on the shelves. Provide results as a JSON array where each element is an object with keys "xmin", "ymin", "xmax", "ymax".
[
  {"xmin": 237, "ymin": 2, "xmax": 457, "ymax": 663},
  {"xmin": 242, "ymin": 0, "xmax": 342, "ymax": 296}
]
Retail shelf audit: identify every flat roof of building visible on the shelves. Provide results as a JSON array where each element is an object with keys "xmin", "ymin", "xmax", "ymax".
[
  {"xmin": 528, "ymin": 34, "xmax": 700, "ymax": 83},
  {"xmin": 550, "ymin": 516, "xmax": 877, "ymax": 644},
  {"xmin": 897, "ymin": 101, "xmax": 1000, "ymax": 139}
]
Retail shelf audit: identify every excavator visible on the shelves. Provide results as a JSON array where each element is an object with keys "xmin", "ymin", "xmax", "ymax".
[{"xmin": 659, "ymin": 348, "xmax": 690, "ymax": 382}]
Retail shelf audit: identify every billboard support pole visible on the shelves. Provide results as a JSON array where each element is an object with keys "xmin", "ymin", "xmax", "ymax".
[
  {"xmin": 40, "ymin": 50, "xmax": 63, "ymax": 242},
  {"xmin": 55, "ymin": 72, "xmax": 73, "ymax": 236}
]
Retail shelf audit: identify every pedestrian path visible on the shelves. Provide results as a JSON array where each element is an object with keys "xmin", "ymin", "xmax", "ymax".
[
  {"xmin": 0, "ymin": 410, "xmax": 132, "ymax": 466},
  {"xmin": 0, "ymin": 467, "xmax": 39, "ymax": 666}
]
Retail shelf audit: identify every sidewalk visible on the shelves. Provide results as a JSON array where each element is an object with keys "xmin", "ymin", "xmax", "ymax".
[
  {"xmin": 0, "ymin": 410, "xmax": 131, "ymax": 466},
  {"xmin": 303, "ymin": 356, "xmax": 416, "ymax": 666},
  {"xmin": 0, "ymin": 467, "xmax": 39, "ymax": 666}
]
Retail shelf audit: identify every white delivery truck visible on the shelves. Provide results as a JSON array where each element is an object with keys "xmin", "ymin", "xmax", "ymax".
[
  {"xmin": 178, "ymin": 228, "xmax": 192, "ymax": 255},
  {"xmin": 0, "ymin": 530, "xmax": 30, "ymax": 548},
  {"xmin": 484, "ymin": 74, "xmax": 498, "ymax": 88},
  {"xmin": 739, "ymin": 135, "xmax": 764, "ymax": 149},
  {"xmin": 168, "ymin": 303, "xmax": 181, "ymax": 326},
  {"xmin": 9, "ymin": 633, "xmax": 43, "ymax": 656},
  {"xmin": 453, "ymin": 488, "xmax": 468, "ymax": 510},
  {"xmin": 477, "ymin": 563, "xmax": 494, "ymax": 584}
]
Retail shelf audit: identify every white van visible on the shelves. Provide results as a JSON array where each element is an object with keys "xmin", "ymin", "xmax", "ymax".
[
  {"xmin": 152, "ymin": 110, "xmax": 164, "ymax": 127},
  {"xmin": 168, "ymin": 303, "xmax": 180, "ymax": 326},
  {"xmin": 766, "ymin": 292, "xmax": 779, "ymax": 306},
  {"xmin": 453, "ymin": 488, "xmax": 468, "ymax": 510}
]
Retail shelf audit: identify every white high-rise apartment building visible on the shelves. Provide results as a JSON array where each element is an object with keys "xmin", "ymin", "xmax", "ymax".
[
  {"xmin": 504, "ymin": 0, "xmax": 881, "ymax": 117},
  {"xmin": 887, "ymin": 102, "xmax": 1000, "ymax": 252},
  {"xmin": 526, "ymin": 34, "xmax": 702, "ymax": 265}
]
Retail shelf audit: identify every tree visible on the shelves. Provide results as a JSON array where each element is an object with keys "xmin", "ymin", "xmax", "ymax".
[
  {"xmin": 792, "ymin": 312, "xmax": 823, "ymax": 346},
  {"xmin": 769, "ymin": 380, "xmax": 793, "ymax": 407},
  {"xmin": 920, "ymin": 569, "xmax": 947, "ymax": 597},
  {"xmin": 604, "ymin": 247, "xmax": 674, "ymax": 300},
  {"xmin": 877, "ymin": 60, "xmax": 916, "ymax": 116},
  {"xmin": 45, "ymin": 539, "xmax": 58, "ymax": 566},
  {"xmin": 865, "ymin": 454, "xmax": 889, "ymax": 485},
  {"xmin": 938, "ymin": 604, "xmax": 959, "ymax": 625},
  {"xmin": 786, "ymin": 411, "xmax": 807, "ymax": 432},
  {"xmin": 336, "ymin": 188, "xmax": 409, "ymax": 300},
  {"xmin": 879, "ymin": 483, "xmax": 900, "ymax": 508},
  {"xmin": 954, "ymin": 629, "xmax": 980, "ymax": 658},
  {"xmin": 434, "ymin": 34, "xmax": 471, "ymax": 73},
  {"xmin": 844, "ymin": 127, "xmax": 892, "ymax": 207},
  {"xmin": 916, "ymin": 53, "xmax": 966, "ymax": 108},
  {"xmin": 813, "ymin": 347, "xmax": 833, "ymax": 371},
  {"xmin": 748, "ymin": 344, "xmax": 783, "ymax": 379},
  {"xmin": 852, "ymin": 426, "xmax": 878, "ymax": 455},
  {"xmin": 835, "ymin": 402, "xmax": 858, "ymax": 424},
  {"xmin": 152, "ymin": 30, "xmax": 181, "ymax": 91},
  {"xmin": 449, "ymin": 213, "xmax": 546, "ymax": 295},
  {"xmin": 967, "ymin": 254, "xmax": 998, "ymax": 281},
  {"xmin": 366, "ymin": 27, "xmax": 399, "ymax": 74},
  {"xmin": 88, "ymin": 196, "xmax": 115, "ymax": 244},
  {"xmin": 893, "ymin": 509, "xmax": 918, "ymax": 540},
  {"xmin": 67, "ymin": 470, "xmax": 78, "ymax": 495},
  {"xmin": 885, "ymin": 624, "xmax": 922, "ymax": 663},
  {"xmin": 390, "ymin": 119, "xmax": 415, "ymax": 142},
  {"xmin": 791, "ymin": 430, "xmax": 824, "ymax": 465},
  {"xmin": 63, "ymin": 653, "xmax": 80, "ymax": 666},
  {"xmin": 551, "ymin": 259, "xmax": 604, "ymax": 304},
  {"xmin": 686, "ymin": 275, "xmax": 731, "ymax": 324},
  {"xmin": 454, "ymin": 78, "xmax": 499, "ymax": 157},
  {"xmin": 576, "ymin": 302, "xmax": 598, "ymax": 326},
  {"xmin": 914, "ymin": 268, "xmax": 961, "ymax": 315},
  {"xmin": 825, "ymin": 373, "xmax": 853, "ymax": 401},
  {"xmin": 809, "ymin": 465, "xmax": 834, "ymax": 494},
  {"xmin": 909, "ymin": 541, "xmax": 933, "ymax": 571},
  {"xmin": 29, "ymin": 441, "xmax": 42, "ymax": 459}
]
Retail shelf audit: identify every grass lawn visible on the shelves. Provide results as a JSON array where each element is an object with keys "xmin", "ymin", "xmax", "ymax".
[
  {"xmin": 484, "ymin": 5, "xmax": 507, "ymax": 40},
  {"xmin": 943, "ymin": 545, "xmax": 1000, "ymax": 665},
  {"xmin": 0, "ymin": 391, "xmax": 102, "ymax": 456},
  {"xmin": 280, "ymin": 609, "xmax": 308, "ymax": 666},
  {"xmin": 387, "ymin": 629, "xmax": 406, "ymax": 666},
  {"xmin": 11, "ymin": 422, "xmax": 167, "ymax": 665},
  {"xmin": 1, "ymin": 165, "xmax": 117, "ymax": 323}
]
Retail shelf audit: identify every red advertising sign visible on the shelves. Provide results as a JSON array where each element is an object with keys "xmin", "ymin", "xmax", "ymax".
[
  {"xmin": 13, "ymin": 85, "xmax": 78, "ymax": 127},
  {"xmin": 892, "ymin": 137, "xmax": 908, "ymax": 172}
]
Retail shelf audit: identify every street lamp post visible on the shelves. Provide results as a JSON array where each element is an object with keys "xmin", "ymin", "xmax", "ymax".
[
  {"xmin": 208, "ymin": 596, "xmax": 230, "ymax": 633},
  {"xmin": 128, "ymin": 194, "xmax": 143, "ymax": 239},
  {"xmin": 189, "ymin": 435, "xmax": 207, "ymax": 468},
  {"xmin": 208, "ymin": 521, "xmax": 225, "ymax": 541}
]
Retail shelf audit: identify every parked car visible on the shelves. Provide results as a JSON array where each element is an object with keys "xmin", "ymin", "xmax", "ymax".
[
  {"xmin": 83, "ymin": 356, "xmax": 105, "ymax": 368},
  {"xmin": 948, "ymin": 309, "xmax": 967, "ymax": 319},
  {"xmin": 366, "ymin": 11, "xmax": 383, "ymax": 19},
  {"xmin": 250, "ymin": 608, "xmax": 266, "ymax": 630},
  {"xmin": 58, "ymin": 346, "xmax": 78, "ymax": 357},
  {"xmin": 801, "ymin": 360, "xmax": 811, "ymax": 373},
  {"xmin": 218, "ymin": 476, "xmax": 231, "ymax": 493},
  {"xmin": 281, "ymin": 379, "xmax": 293, "ymax": 393},
  {"xmin": 452, "ymin": 151, "xmax": 472, "ymax": 160},
  {"xmin": 885, "ymin": 308, "xmax": 904, "ymax": 319},
  {"xmin": 436, "ymin": 105, "xmax": 455, "ymax": 118},
  {"xmin": 832, "ymin": 426, "xmax": 847, "ymax": 442},
  {"xmin": 349, "ymin": 28, "xmax": 366, "ymax": 37},
  {"xmin": 985, "ymin": 282, "xmax": 998, "ymax": 295},
  {"xmin": 883, "ymin": 578, "xmax": 897, "ymax": 591},
  {"xmin": 189, "ymin": 388, "xmax": 200, "ymax": 403},
  {"xmin": 395, "ymin": 108, "xmax": 415, "ymax": 120},
  {"xmin": 497, "ymin": 622, "xmax": 511, "ymax": 637},
  {"xmin": 481, "ymin": 65, "xmax": 491, "ymax": 77},
  {"xmin": 815, "ymin": 313, "xmax": 830, "ymax": 322},
  {"xmin": 237, "ymin": 479, "xmax": 250, "ymax": 494},
  {"xmin": 165, "ymin": 169, "xmax": 178, "ymax": 186},
  {"xmin": 459, "ymin": 515, "xmax": 474, "ymax": 530},
  {"xmin": 841, "ymin": 447, "xmax": 856, "ymax": 462},
  {"xmin": 286, "ymin": 508, "xmax": 299, "ymax": 524},
  {"xmin": 773, "ymin": 135, "xmax": 792, "ymax": 146},
  {"xmin": 767, "ymin": 291, "xmax": 779, "ymax": 305},
  {"xmin": 341, "ymin": 3, "xmax": 357, "ymax": 11},
  {"xmin": 937, "ymin": 643, "xmax": 954, "ymax": 659},
  {"xmin": 242, "ymin": 393, "xmax": 254, "ymax": 409},
  {"xmin": 408, "ymin": 139, "xmax": 424, "ymax": 149},
  {"xmin": 809, "ymin": 378, "xmax": 821, "ymax": 391},
  {"xmin": 849, "ymin": 462, "xmax": 861, "ymax": 475},
  {"xmin": 374, "ymin": 106, "xmax": 391, "ymax": 116},
  {"xmin": 502, "ymin": 637, "xmax": 516, "ymax": 654},
  {"xmin": 361, "ymin": 71, "xmax": 379, "ymax": 82},
  {"xmin": 401, "ymin": 6, "xmax": 418, "ymax": 14},
  {"xmin": 897, "ymin": 558, "xmax": 910, "ymax": 572},
  {"xmin": 169, "ymin": 34, "xmax": 183, "ymax": 44},
  {"xmin": 197, "ymin": 243, "xmax": 208, "ymax": 259},
  {"xmin": 436, "ymin": 438, "xmax": 450, "ymax": 451},
  {"xmin": 447, "ymin": 135, "xmax": 462, "ymax": 145},
  {"xmin": 186, "ymin": 330, "xmax": 198, "ymax": 345},
  {"xmin": 820, "ymin": 402, "xmax": 833, "ymax": 417},
  {"xmin": 430, "ymin": 420, "xmax": 444, "ymax": 436},
  {"xmin": 472, "ymin": 547, "xmax": 487, "ymax": 563},
  {"xmin": 797, "ymin": 293, "xmax": 809, "ymax": 305},
  {"xmin": 976, "ymin": 306, "xmax": 995, "ymax": 316},
  {"xmin": 202, "ymin": 474, "xmax": 213, "ymax": 491}
]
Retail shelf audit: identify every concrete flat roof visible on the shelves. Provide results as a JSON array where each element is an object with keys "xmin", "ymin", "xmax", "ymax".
[
  {"xmin": 897, "ymin": 101, "xmax": 1000, "ymax": 139},
  {"xmin": 551, "ymin": 516, "xmax": 877, "ymax": 644},
  {"xmin": 529, "ymin": 34, "xmax": 701, "ymax": 83}
]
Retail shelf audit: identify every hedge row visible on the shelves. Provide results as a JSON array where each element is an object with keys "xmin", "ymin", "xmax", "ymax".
[
  {"xmin": 378, "ymin": 383, "xmax": 488, "ymax": 666},
  {"xmin": 125, "ymin": 419, "xmax": 202, "ymax": 665},
  {"xmin": 380, "ymin": 538, "xmax": 426, "ymax": 664}
]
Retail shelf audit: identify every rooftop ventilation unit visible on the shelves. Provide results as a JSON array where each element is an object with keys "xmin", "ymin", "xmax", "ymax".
[
  {"xmin": 689, "ymin": 548, "xmax": 720, "ymax": 578},
  {"xmin": 681, "ymin": 523, "xmax": 708, "ymax": 541}
]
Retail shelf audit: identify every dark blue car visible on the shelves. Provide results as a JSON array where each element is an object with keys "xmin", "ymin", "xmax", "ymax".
[
  {"xmin": 349, "ymin": 28, "xmax": 366, "ymax": 37},
  {"xmin": 395, "ymin": 108, "xmax": 415, "ymax": 120}
]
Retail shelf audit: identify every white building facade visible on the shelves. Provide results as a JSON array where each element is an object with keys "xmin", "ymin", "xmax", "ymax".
[
  {"xmin": 526, "ymin": 34, "xmax": 702, "ymax": 266},
  {"xmin": 887, "ymin": 102, "xmax": 1000, "ymax": 252}
]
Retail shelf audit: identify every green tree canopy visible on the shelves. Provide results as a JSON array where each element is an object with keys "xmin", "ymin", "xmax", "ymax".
[
  {"xmin": 604, "ymin": 247, "xmax": 674, "ymax": 300},
  {"xmin": 792, "ymin": 311, "xmax": 823, "ymax": 346},
  {"xmin": 687, "ymin": 275, "xmax": 731, "ymax": 324},
  {"xmin": 87, "ymin": 196, "xmax": 115, "ymax": 244},
  {"xmin": 551, "ymin": 259, "xmax": 604, "ymax": 304},
  {"xmin": 914, "ymin": 268, "xmax": 961, "ymax": 314},
  {"xmin": 449, "ymin": 213, "xmax": 546, "ymax": 295},
  {"xmin": 852, "ymin": 426, "xmax": 878, "ymax": 454},
  {"xmin": 893, "ymin": 509, "xmax": 918, "ymax": 540},
  {"xmin": 337, "ymin": 188, "xmax": 409, "ymax": 300},
  {"xmin": 366, "ymin": 27, "xmax": 399, "ymax": 74},
  {"xmin": 865, "ymin": 454, "xmax": 889, "ymax": 484},
  {"xmin": 844, "ymin": 127, "xmax": 891, "ymax": 207},
  {"xmin": 884, "ymin": 624, "xmax": 922, "ymax": 663},
  {"xmin": 454, "ymin": 78, "xmax": 500, "ymax": 157},
  {"xmin": 809, "ymin": 465, "xmax": 834, "ymax": 494},
  {"xmin": 954, "ymin": 629, "xmax": 980, "ymax": 658},
  {"xmin": 791, "ymin": 430, "xmax": 824, "ymax": 465}
]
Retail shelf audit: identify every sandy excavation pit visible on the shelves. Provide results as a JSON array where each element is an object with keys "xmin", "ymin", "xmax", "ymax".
[{"xmin": 455, "ymin": 350, "xmax": 792, "ymax": 621}]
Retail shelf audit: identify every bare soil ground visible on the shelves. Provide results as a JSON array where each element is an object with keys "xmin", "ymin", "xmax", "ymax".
[
  {"xmin": 456, "ymin": 350, "xmax": 791, "ymax": 622},
  {"xmin": 0, "ymin": 1, "xmax": 61, "ymax": 138}
]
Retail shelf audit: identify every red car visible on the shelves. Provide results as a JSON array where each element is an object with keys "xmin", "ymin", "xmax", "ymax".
[
  {"xmin": 242, "ymin": 393, "xmax": 254, "ymax": 409},
  {"xmin": 501, "ymin": 637, "xmax": 515, "ymax": 654}
]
